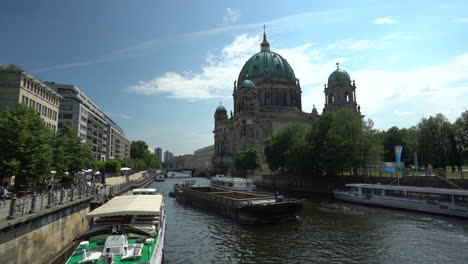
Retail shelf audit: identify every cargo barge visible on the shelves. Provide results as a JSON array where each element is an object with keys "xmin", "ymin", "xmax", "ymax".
[{"xmin": 175, "ymin": 185, "xmax": 302, "ymax": 224}]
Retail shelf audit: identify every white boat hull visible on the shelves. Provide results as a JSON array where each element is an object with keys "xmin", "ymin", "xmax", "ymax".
[{"xmin": 334, "ymin": 191, "xmax": 468, "ymax": 218}]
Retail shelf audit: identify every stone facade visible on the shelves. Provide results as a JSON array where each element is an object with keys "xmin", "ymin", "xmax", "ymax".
[
  {"xmin": 174, "ymin": 154, "xmax": 194, "ymax": 169},
  {"xmin": 213, "ymin": 33, "xmax": 360, "ymax": 175},
  {"xmin": 194, "ymin": 145, "xmax": 214, "ymax": 176},
  {"xmin": 0, "ymin": 69, "xmax": 63, "ymax": 132}
]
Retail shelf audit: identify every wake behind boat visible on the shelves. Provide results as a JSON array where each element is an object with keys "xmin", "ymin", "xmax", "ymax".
[
  {"xmin": 66, "ymin": 194, "xmax": 166, "ymax": 264},
  {"xmin": 334, "ymin": 183, "xmax": 468, "ymax": 218}
]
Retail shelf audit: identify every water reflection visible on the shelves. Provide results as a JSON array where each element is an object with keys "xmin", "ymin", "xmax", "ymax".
[{"xmin": 152, "ymin": 178, "xmax": 468, "ymax": 264}]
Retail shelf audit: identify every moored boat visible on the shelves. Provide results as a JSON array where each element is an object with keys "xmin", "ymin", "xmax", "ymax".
[
  {"xmin": 210, "ymin": 175, "xmax": 256, "ymax": 192},
  {"xmin": 66, "ymin": 194, "xmax": 166, "ymax": 264},
  {"xmin": 176, "ymin": 185, "xmax": 302, "ymax": 224},
  {"xmin": 334, "ymin": 183, "xmax": 468, "ymax": 218},
  {"xmin": 155, "ymin": 175, "xmax": 165, "ymax": 182}
]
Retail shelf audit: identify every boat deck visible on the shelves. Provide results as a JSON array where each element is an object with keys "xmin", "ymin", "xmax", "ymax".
[{"xmin": 66, "ymin": 237, "xmax": 158, "ymax": 264}]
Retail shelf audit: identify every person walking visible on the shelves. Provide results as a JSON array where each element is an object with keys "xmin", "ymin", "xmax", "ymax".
[{"xmin": 0, "ymin": 186, "xmax": 7, "ymax": 206}]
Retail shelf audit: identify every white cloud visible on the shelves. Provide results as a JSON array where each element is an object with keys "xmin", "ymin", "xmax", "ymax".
[
  {"xmin": 223, "ymin": 8, "xmax": 240, "ymax": 23},
  {"xmin": 127, "ymin": 33, "xmax": 468, "ymax": 126},
  {"xmin": 105, "ymin": 112, "xmax": 134, "ymax": 120},
  {"xmin": 453, "ymin": 18, "xmax": 468, "ymax": 23},
  {"xmin": 127, "ymin": 34, "xmax": 260, "ymax": 100},
  {"xmin": 372, "ymin": 16, "xmax": 396, "ymax": 24}
]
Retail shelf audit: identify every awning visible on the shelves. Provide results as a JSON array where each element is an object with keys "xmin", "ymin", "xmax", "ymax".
[{"xmin": 86, "ymin": 195, "xmax": 163, "ymax": 219}]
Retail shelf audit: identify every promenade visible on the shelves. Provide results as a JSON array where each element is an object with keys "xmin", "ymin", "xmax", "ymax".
[{"xmin": 0, "ymin": 170, "xmax": 148, "ymax": 221}]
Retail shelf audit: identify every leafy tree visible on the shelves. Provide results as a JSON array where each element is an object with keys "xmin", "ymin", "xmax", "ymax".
[
  {"xmin": 130, "ymin": 141, "xmax": 150, "ymax": 159},
  {"xmin": 0, "ymin": 105, "xmax": 54, "ymax": 187},
  {"xmin": 455, "ymin": 110, "xmax": 468, "ymax": 165},
  {"xmin": 264, "ymin": 124, "xmax": 309, "ymax": 174},
  {"xmin": 234, "ymin": 148, "xmax": 261, "ymax": 175},
  {"xmin": 53, "ymin": 122, "xmax": 96, "ymax": 179},
  {"xmin": 104, "ymin": 159, "xmax": 122, "ymax": 174},
  {"xmin": 417, "ymin": 113, "xmax": 454, "ymax": 169},
  {"xmin": 144, "ymin": 153, "xmax": 161, "ymax": 168}
]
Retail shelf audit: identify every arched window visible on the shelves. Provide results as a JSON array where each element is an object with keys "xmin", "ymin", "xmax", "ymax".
[
  {"xmin": 345, "ymin": 92, "xmax": 350, "ymax": 102},
  {"xmin": 330, "ymin": 94, "xmax": 335, "ymax": 103}
]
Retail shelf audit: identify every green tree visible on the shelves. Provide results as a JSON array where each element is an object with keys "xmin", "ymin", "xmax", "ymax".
[
  {"xmin": 130, "ymin": 141, "xmax": 150, "ymax": 159},
  {"xmin": 417, "ymin": 113, "xmax": 453, "ymax": 169},
  {"xmin": 263, "ymin": 124, "xmax": 309, "ymax": 174},
  {"xmin": 104, "ymin": 159, "xmax": 122, "ymax": 174},
  {"xmin": 0, "ymin": 105, "xmax": 54, "ymax": 187},
  {"xmin": 144, "ymin": 153, "xmax": 161, "ymax": 169},
  {"xmin": 455, "ymin": 110, "xmax": 468, "ymax": 165},
  {"xmin": 53, "ymin": 122, "xmax": 96, "ymax": 180},
  {"xmin": 234, "ymin": 148, "xmax": 261, "ymax": 175}
]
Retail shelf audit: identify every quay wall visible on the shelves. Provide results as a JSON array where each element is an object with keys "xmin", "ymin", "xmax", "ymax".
[
  {"xmin": 103, "ymin": 170, "xmax": 147, "ymax": 185},
  {"xmin": 253, "ymin": 174, "xmax": 468, "ymax": 197},
  {"xmin": 0, "ymin": 198, "xmax": 93, "ymax": 264}
]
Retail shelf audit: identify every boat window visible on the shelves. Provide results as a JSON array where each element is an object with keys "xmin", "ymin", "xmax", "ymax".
[
  {"xmin": 385, "ymin": 190, "xmax": 405, "ymax": 197},
  {"xmin": 454, "ymin": 195, "xmax": 468, "ymax": 206},
  {"xmin": 372, "ymin": 189, "xmax": 384, "ymax": 195},
  {"xmin": 407, "ymin": 191, "xmax": 425, "ymax": 199},
  {"xmin": 228, "ymin": 183, "xmax": 234, "ymax": 187},
  {"xmin": 427, "ymin": 193, "xmax": 451, "ymax": 202},
  {"xmin": 345, "ymin": 186, "xmax": 358, "ymax": 192},
  {"xmin": 362, "ymin": 188, "xmax": 372, "ymax": 195}
]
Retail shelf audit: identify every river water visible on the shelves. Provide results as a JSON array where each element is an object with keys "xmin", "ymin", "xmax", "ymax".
[{"xmin": 150, "ymin": 178, "xmax": 468, "ymax": 264}]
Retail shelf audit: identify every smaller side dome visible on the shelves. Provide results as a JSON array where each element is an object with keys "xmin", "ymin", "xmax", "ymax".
[
  {"xmin": 328, "ymin": 63, "xmax": 351, "ymax": 82},
  {"xmin": 240, "ymin": 80, "xmax": 256, "ymax": 89},
  {"xmin": 215, "ymin": 104, "xmax": 227, "ymax": 113}
]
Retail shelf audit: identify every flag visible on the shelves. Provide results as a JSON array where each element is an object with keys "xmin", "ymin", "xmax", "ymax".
[
  {"xmin": 395, "ymin": 146, "xmax": 403, "ymax": 166},
  {"xmin": 414, "ymin": 152, "xmax": 419, "ymax": 170}
]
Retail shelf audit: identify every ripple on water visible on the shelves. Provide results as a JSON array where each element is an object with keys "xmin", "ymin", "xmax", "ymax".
[{"xmin": 152, "ymin": 179, "xmax": 468, "ymax": 264}]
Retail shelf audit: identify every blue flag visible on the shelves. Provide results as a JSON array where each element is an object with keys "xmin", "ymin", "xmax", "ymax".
[
  {"xmin": 414, "ymin": 152, "xmax": 419, "ymax": 170},
  {"xmin": 395, "ymin": 146, "xmax": 403, "ymax": 166}
]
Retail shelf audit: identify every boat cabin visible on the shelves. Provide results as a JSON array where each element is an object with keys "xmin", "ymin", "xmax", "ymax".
[{"xmin": 132, "ymin": 188, "xmax": 157, "ymax": 195}]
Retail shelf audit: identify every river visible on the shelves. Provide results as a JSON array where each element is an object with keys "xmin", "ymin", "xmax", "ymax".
[{"xmin": 150, "ymin": 177, "xmax": 468, "ymax": 264}]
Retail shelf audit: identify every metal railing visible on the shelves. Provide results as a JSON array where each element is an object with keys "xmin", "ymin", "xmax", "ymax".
[{"xmin": 0, "ymin": 175, "xmax": 153, "ymax": 221}]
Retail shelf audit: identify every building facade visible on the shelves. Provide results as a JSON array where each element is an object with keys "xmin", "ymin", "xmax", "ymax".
[
  {"xmin": 213, "ymin": 31, "xmax": 360, "ymax": 175},
  {"xmin": 154, "ymin": 147, "xmax": 162, "ymax": 162},
  {"xmin": 0, "ymin": 68, "xmax": 62, "ymax": 132},
  {"xmin": 105, "ymin": 115, "xmax": 130, "ymax": 160},
  {"xmin": 194, "ymin": 145, "xmax": 214, "ymax": 176},
  {"xmin": 163, "ymin": 150, "xmax": 174, "ymax": 168},
  {"xmin": 47, "ymin": 82, "xmax": 129, "ymax": 161},
  {"xmin": 174, "ymin": 154, "xmax": 194, "ymax": 170}
]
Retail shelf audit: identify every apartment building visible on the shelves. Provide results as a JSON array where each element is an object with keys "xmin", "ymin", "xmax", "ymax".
[
  {"xmin": 47, "ymin": 82, "xmax": 109, "ymax": 161},
  {"xmin": 105, "ymin": 115, "xmax": 130, "ymax": 160},
  {"xmin": 0, "ymin": 68, "xmax": 62, "ymax": 132},
  {"xmin": 154, "ymin": 147, "xmax": 162, "ymax": 161}
]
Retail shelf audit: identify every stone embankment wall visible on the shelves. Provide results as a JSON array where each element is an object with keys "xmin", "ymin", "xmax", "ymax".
[
  {"xmin": 253, "ymin": 174, "xmax": 468, "ymax": 197},
  {"xmin": 0, "ymin": 170, "xmax": 151, "ymax": 264},
  {"xmin": 103, "ymin": 170, "xmax": 147, "ymax": 185},
  {"xmin": 0, "ymin": 198, "xmax": 92, "ymax": 264}
]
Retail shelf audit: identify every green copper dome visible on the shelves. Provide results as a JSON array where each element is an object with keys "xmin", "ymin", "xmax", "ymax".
[
  {"xmin": 237, "ymin": 32, "xmax": 296, "ymax": 84},
  {"xmin": 240, "ymin": 80, "xmax": 256, "ymax": 89},
  {"xmin": 328, "ymin": 63, "xmax": 351, "ymax": 82},
  {"xmin": 215, "ymin": 104, "xmax": 227, "ymax": 113}
]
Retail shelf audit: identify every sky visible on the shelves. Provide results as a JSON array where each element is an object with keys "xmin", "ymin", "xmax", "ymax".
[{"xmin": 1, "ymin": 0, "xmax": 468, "ymax": 155}]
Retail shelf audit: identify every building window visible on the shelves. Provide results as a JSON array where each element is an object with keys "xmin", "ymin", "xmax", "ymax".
[
  {"xmin": 22, "ymin": 96, "xmax": 29, "ymax": 105},
  {"xmin": 59, "ymin": 113, "xmax": 73, "ymax": 119},
  {"xmin": 60, "ymin": 105, "xmax": 73, "ymax": 110},
  {"xmin": 48, "ymin": 108, "xmax": 52, "ymax": 118},
  {"xmin": 36, "ymin": 103, "xmax": 41, "ymax": 113},
  {"xmin": 42, "ymin": 106, "xmax": 47, "ymax": 116}
]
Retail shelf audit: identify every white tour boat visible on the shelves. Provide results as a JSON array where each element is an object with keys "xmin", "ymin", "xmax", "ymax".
[
  {"xmin": 66, "ymin": 194, "xmax": 166, "ymax": 264},
  {"xmin": 334, "ymin": 183, "xmax": 468, "ymax": 218},
  {"xmin": 210, "ymin": 175, "xmax": 256, "ymax": 192}
]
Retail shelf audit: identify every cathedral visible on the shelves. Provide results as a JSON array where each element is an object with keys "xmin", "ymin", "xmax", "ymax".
[{"xmin": 213, "ymin": 29, "xmax": 361, "ymax": 175}]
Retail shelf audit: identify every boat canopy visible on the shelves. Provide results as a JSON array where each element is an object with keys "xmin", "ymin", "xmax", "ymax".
[
  {"xmin": 86, "ymin": 195, "xmax": 163, "ymax": 219},
  {"xmin": 345, "ymin": 183, "xmax": 468, "ymax": 196}
]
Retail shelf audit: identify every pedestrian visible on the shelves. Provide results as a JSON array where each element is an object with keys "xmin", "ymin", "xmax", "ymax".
[{"xmin": 0, "ymin": 187, "xmax": 7, "ymax": 206}]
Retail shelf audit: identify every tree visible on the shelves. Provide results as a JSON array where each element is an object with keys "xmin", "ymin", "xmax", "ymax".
[
  {"xmin": 264, "ymin": 124, "xmax": 309, "ymax": 174},
  {"xmin": 0, "ymin": 105, "xmax": 54, "ymax": 187},
  {"xmin": 234, "ymin": 148, "xmax": 261, "ymax": 175},
  {"xmin": 104, "ymin": 159, "xmax": 122, "ymax": 174},
  {"xmin": 144, "ymin": 153, "xmax": 161, "ymax": 169},
  {"xmin": 53, "ymin": 122, "xmax": 96, "ymax": 180},
  {"xmin": 455, "ymin": 110, "xmax": 468, "ymax": 165},
  {"xmin": 381, "ymin": 126, "xmax": 417, "ymax": 165},
  {"xmin": 417, "ymin": 114, "xmax": 453, "ymax": 169},
  {"xmin": 130, "ymin": 141, "xmax": 150, "ymax": 160}
]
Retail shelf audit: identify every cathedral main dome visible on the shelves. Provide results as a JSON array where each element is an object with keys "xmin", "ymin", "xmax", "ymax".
[
  {"xmin": 237, "ymin": 31, "xmax": 296, "ymax": 84},
  {"xmin": 328, "ymin": 63, "xmax": 351, "ymax": 82}
]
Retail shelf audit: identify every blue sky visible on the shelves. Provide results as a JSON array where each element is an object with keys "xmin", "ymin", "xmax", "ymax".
[{"xmin": 1, "ymin": 0, "xmax": 468, "ymax": 155}]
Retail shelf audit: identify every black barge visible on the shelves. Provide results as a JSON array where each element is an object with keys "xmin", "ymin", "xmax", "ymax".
[{"xmin": 175, "ymin": 186, "xmax": 302, "ymax": 224}]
